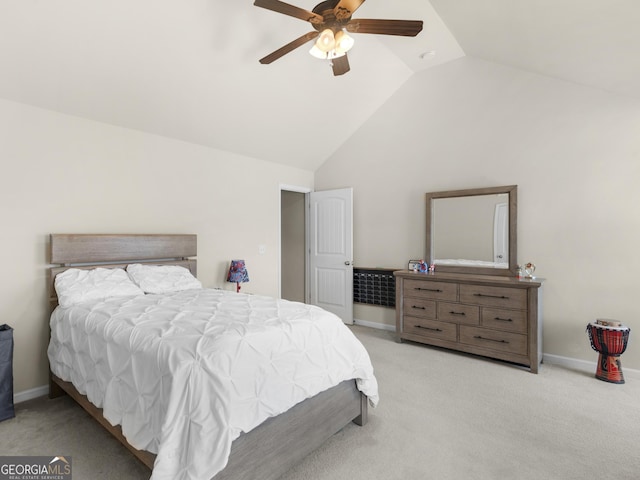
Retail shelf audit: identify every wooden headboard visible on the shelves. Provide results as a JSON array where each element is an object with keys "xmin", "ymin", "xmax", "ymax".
[{"xmin": 48, "ymin": 234, "xmax": 197, "ymax": 308}]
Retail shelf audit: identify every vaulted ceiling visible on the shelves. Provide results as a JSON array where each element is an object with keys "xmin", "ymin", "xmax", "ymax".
[{"xmin": 1, "ymin": 1, "xmax": 638, "ymax": 171}]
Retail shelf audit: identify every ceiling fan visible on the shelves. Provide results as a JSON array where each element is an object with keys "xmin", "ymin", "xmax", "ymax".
[{"xmin": 254, "ymin": 0, "xmax": 423, "ymax": 76}]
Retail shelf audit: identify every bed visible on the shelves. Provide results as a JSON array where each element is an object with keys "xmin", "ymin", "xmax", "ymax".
[{"xmin": 47, "ymin": 234, "xmax": 378, "ymax": 480}]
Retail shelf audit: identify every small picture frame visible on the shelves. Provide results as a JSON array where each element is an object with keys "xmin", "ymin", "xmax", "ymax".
[{"xmin": 408, "ymin": 260, "xmax": 422, "ymax": 271}]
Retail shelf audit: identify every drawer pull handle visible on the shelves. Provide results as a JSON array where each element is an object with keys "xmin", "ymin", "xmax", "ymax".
[
  {"xmin": 416, "ymin": 325, "xmax": 442, "ymax": 332},
  {"xmin": 494, "ymin": 317, "xmax": 513, "ymax": 322},
  {"xmin": 474, "ymin": 335, "xmax": 509, "ymax": 344},
  {"xmin": 449, "ymin": 311, "xmax": 466, "ymax": 316},
  {"xmin": 415, "ymin": 287, "xmax": 442, "ymax": 292},
  {"xmin": 411, "ymin": 305, "xmax": 426, "ymax": 310},
  {"xmin": 474, "ymin": 293, "xmax": 509, "ymax": 299}
]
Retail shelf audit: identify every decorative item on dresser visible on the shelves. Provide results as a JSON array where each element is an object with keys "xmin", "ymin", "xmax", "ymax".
[
  {"xmin": 394, "ymin": 271, "xmax": 542, "ymax": 373},
  {"xmin": 395, "ymin": 185, "xmax": 544, "ymax": 373}
]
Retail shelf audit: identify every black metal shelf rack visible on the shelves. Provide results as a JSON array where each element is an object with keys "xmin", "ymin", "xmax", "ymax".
[{"xmin": 353, "ymin": 268, "xmax": 396, "ymax": 308}]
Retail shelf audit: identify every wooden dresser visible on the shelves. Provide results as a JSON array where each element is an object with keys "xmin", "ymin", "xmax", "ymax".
[{"xmin": 394, "ymin": 271, "xmax": 543, "ymax": 373}]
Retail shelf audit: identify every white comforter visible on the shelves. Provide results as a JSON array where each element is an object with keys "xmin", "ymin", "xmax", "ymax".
[{"xmin": 48, "ymin": 289, "xmax": 379, "ymax": 480}]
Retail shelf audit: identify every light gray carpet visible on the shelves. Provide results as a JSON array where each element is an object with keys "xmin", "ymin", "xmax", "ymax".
[{"xmin": 2, "ymin": 325, "xmax": 639, "ymax": 480}]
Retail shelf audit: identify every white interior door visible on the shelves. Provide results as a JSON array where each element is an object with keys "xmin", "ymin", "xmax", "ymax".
[{"xmin": 308, "ymin": 188, "xmax": 353, "ymax": 324}]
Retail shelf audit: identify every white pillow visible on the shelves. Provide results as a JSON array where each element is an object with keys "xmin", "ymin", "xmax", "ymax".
[
  {"xmin": 55, "ymin": 267, "xmax": 144, "ymax": 307},
  {"xmin": 126, "ymin": 263, "xmax": 202, "ymax": 294}
]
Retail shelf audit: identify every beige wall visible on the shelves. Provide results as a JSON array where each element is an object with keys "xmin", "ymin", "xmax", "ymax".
[
  {"xmin": 316, "ymin": 57, "xmax": 640, "ymax": 369},
  {"xmin": 0, "ymin": 98, "xmax": 313, "ymax": 394}
]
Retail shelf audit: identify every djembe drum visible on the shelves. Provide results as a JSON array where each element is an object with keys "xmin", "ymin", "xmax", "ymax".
[{"xmin": 586, "ymin": 320, "xmax": 630, "ymax": 384}]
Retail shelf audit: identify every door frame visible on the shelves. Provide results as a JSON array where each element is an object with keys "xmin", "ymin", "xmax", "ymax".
[
  {"xmin": 279, "ymin": 185, "xmax": 353, "ymax": 322},
  {"xmin": 279, "ymin": 184, "xmax": 312, "ymax": 301}
]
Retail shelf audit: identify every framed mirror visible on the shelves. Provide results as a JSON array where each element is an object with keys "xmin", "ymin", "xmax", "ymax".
[{"xmin": 426, "ymin": 185, "xmax": 517, "ymax": 276}]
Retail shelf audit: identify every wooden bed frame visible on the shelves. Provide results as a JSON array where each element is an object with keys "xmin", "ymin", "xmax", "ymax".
[{"xmin": 48, "ymin": 234, "xmax": 368, "ymax": 480}]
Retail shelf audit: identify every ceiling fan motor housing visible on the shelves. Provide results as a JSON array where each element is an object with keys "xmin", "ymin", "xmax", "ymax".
[{"xmin": 312, "ymin": 1, "xmax": 351, "ymax": 32}]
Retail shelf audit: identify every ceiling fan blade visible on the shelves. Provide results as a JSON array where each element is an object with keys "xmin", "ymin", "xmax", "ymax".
[
  {"xmin": 346, "ymin": 19, "xmax": 423, "ymax": 36},
  {"xmin": 332, "ymin": 54, "xmax": 350, "ymax": 76},
  {"xmin": 259, "ymin": 31, "xmax": 319, "ymax": 64},
  {"xmin": 334, "ymin": 0, "xmax": 366, "ymax": 20},
  {"xmin": 254, "ymin": 0, "xmax": 324, "ymax": 25}
]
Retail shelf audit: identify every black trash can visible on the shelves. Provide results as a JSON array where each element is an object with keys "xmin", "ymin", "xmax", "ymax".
[{"xmin": 0, "ymin": 324, "xmax": 15, "ymax": 421}]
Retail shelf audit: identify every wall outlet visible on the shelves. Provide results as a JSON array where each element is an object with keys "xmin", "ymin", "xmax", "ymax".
[{"xmin": 259, "ymin": 244, "xmax": 267, "ymax": 255}]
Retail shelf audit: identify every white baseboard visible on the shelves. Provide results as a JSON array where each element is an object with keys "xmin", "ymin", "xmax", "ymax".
[
  {"xmin": 354, "ymin": 318, "xmax": 396, "ymax": 332},
  {"xmin": 543, "ymin": 353, "xmax": 640, "ymax": 375},
  {"xmin": 14, "ymin": 384, "xmax": 49, "ymax": 404},
  {"xmin": 542, "ymin": 354, "xmax": 595, "ymax": 373}
]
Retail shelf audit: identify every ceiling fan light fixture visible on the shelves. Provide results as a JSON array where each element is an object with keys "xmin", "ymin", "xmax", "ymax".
[
  {"xmin": 315, "ymin": 28, "xmax": 336, "ymax": 52},
  {"xmin": 334, "ymin": 30, "xmax": 354, "ymax": 54},
  {"xmin": 309, "ymin": 42, "xmax": 346, "ymax": 60},
  {"xmin": 327, "ymin": 49, "xmax": 346, "ymax": 59},
  {"xmin": 309, "ymin": 44, "xmax": 328, "ymax": 59}
]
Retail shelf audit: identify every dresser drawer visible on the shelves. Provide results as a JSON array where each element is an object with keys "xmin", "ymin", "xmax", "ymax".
[
  {"xmin": 481, "ymin": 307, "xmax": 527, "ymax": 334},
  {"xmin": 460, "ymin": 284, "xmax": 527, "ymax": 310},
  {"xmin": 404, "ymin": 279, "xmax": 457, "ymax": 301},
  {"xmin": 438, "ymin": 302, "xmax": 479, "ymax": 325},
  {"xmin": 404, "ymin": 316, "xmax": 457, "ymax": 342},
  {"xmin": 403, "ymin": 298, "xmax": 436, "ymax": 319},
  {"xmin": 459, "ymin": 326, "xmax": 527, "ymax": 356}
]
